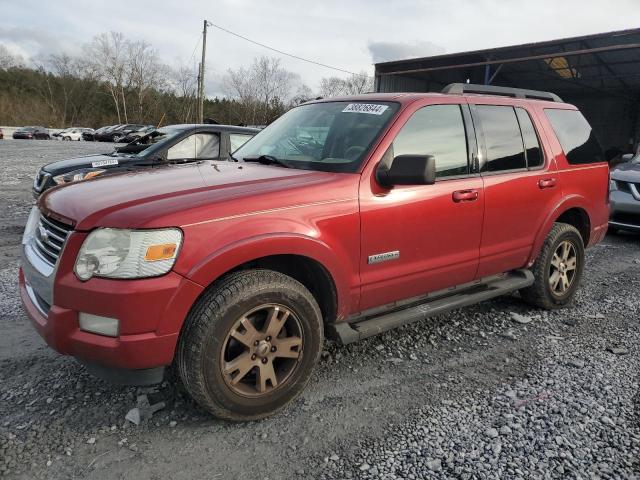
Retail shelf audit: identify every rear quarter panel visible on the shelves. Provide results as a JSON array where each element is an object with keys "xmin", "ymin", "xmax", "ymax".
[{"xmin": 528, "ymin": 103, "xmax": 610, "ymax": 260}]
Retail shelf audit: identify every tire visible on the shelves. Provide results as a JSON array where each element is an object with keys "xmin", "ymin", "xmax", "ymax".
[
  {"xmin": 520, "ymin": 222, "xmax": 585, "ymax": 310},
  {"xmin": 63, "ymin": 136, "xmax": 71, "ymax": 141},
  {"xmin": 177, "ymin": 269, "xmax": 323, "ymax": 421}
]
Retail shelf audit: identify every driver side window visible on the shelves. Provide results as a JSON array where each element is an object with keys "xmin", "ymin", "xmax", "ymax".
[
  {"xmin": 392, "ymin": 104, "xmax": 469, "ymax": 178},
  {"xmin": 167, "ymin": 133, "xmax": 220, "ymax": 160}
]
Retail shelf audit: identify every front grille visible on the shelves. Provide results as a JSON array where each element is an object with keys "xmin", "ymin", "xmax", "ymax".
[{"xmin": 33, "ymin": 214, "xmax": 73, "ymax": 266}]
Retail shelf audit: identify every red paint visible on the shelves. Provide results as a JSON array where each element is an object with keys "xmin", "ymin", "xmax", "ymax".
[{"xmin": 22, "ymin": 92, "xmax": 609, "ymax": 373}]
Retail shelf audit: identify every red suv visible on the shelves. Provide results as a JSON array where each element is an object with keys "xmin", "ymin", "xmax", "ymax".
[{"xmin": 20, "ymin": 84, "xmax": 609, "ymax": 420}]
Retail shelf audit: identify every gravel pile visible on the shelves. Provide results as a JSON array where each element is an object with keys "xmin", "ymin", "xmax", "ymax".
[{"xmin": 321, "ymin": 331, "xmax": 639, "ymax": 479}]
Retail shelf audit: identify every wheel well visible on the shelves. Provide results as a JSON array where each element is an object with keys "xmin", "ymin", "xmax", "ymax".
[
  {"xmin": 229, "ymin": 254, "xmax": 338, "ymax": 324},
  {"xmin": 556, "ymin": 208, "xmax": 590, "ymax": 245}
]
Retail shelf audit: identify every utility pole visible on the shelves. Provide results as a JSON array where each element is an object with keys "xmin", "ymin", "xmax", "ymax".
[{"xmin": 198, "ymin": 20, "xmax": 209, "ymax": 124}]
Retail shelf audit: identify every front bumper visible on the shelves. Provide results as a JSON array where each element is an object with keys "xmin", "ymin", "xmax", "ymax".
[
  {"xmin": 19, "ymin": 235, "xmax": 204, "ymax": 376},
  {"xmin": 610, "ymin": 190, "xmax": 640, "ymax": 231}
]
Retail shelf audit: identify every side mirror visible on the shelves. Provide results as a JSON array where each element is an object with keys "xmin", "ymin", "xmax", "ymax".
[
  {"xmin": 621, "ymin": 153, "xmax": 634, "ymax": 162},
  {"xmin": 376, "ymin": 155, "xmax": 436, "ymax": 187}
]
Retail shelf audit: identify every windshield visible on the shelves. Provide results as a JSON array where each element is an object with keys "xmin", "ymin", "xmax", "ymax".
[
  {"xmin": 111, "ymin": 127, "xmax": 185, "ymax": 157},
  {"xmin": 233, "ymin": 101, "xmax": 400, "ymax": 172}
]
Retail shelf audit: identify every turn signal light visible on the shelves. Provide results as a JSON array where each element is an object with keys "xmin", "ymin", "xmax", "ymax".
[{"xmin": 144, "ymin": 243, "xmax": 178, "ymax": 262}]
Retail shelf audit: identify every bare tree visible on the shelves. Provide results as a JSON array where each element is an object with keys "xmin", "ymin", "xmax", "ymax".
[
  {"xmin": 127, "ymin": 40, "xmax": 166, "ymax": 122},
  {"xmin": 224, "ymin": 56, "xmax": 298, "ymax": 125},
  {"xmin": 319, "ymin": 76, "xmax": 347, "ymax": 98},
  {"xmin": 84, "ymin": 32, "xmax": 129, "ymax": 123},
  {"xmin": 0, "ymin": 45, "xmax": 24, "ymax": 70},
  {"xmin": 169, "ymin": 65, "xmax": 198, "ymax": 122},
  {"xmin": 290, "ymin": 84, "xmax": 314, "ymax": 106},
  {"xmin": 319, "ymin": 71, "xmax": 373, "ymax": 98}
]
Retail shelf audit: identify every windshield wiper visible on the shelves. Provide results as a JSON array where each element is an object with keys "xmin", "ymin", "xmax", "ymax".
[{"xmin": 243, "ymin": 155, "xmax": 289, "ymax": 168}]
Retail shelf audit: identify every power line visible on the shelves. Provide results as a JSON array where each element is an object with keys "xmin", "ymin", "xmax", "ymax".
[{"xmin": 207, "ymin": 21, "xmax": 370, "ymax": 78}]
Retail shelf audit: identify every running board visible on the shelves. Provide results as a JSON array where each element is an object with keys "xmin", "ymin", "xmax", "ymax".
[{"xmin": 332, "ymin": 269, "xmax": 534, "ymax": 345}]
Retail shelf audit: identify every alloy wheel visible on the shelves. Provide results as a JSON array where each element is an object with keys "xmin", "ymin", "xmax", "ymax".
[
  {"xmin": 220, "ymin": 304, "xmax": 303, "ymax": 397},
  {"xmin": 549, "ymin": 240, "xmax": 577, "ymax": 296}
]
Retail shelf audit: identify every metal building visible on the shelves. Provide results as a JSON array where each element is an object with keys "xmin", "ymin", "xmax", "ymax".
[{"xmin": 374, "ymin": 28, "xmax": 640, "ymax": 153}]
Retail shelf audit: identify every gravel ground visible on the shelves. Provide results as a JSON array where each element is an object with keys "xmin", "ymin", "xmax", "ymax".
[{"xmin": 0, "ymin": 140, "xmax": 638, "ymax": 479}]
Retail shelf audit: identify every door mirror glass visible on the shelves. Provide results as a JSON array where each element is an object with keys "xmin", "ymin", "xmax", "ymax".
[{"xmin": 376, "ymin": 155, "xmax": 436, "ymax": 187}]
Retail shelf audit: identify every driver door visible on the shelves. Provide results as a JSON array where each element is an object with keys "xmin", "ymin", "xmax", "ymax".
[{"xmin": 358, "ymin": 101, "xmax": 484, "ymax": 311}]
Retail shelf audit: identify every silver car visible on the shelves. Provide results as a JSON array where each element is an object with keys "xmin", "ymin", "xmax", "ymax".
[{"xmin": 610, "ymin": 154, "xmax": 640, "ymax": 232}]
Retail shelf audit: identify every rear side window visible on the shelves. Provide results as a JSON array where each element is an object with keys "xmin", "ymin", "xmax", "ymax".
[
  {"xmin": 515, "ymin": 108, "xmax": 543, "ymax": 168},
  {"xmin": 476, "ymin": 105, "xmax": 526, "ymax": 172},
  {"xmin": 545, "ymin": 109, "xmax": 604, "ymax": 164},
  {"xmin": 392, "ymin": 104, "xmax": 469, "ymax": 178}
]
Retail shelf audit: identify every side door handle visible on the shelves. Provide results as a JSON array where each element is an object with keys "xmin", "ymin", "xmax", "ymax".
[
  {"xmin": 538, "ymin": 178, "xmax": 557, "ymax": 189},
  {"xmin": 452, "ymin": 189, "xmax": 479, "ymax": 203}
]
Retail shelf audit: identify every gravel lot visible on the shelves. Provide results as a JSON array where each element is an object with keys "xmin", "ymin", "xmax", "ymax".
[{"xmin": 0, "ymin": 140, "xmax": 638, "ymax": 479}]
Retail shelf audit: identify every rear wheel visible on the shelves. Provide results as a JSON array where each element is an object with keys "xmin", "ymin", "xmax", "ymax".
[
  {"xmin": 177, "ymin": 270, "xmax": 323, "ymax": 421},
  {"xmin": 520, "ymin": 222, "xmax": 584, "ymax": 309}
]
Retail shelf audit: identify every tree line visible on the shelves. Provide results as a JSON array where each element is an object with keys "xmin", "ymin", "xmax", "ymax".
[{"xmin": 0, "ymin": 32, "xmax": 373, "ymax": 128}]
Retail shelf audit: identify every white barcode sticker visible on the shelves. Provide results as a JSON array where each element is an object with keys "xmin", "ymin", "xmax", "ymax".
[
  {"xmin": 342, "ymin": 103, "xmax": 389, "ymax": 115},
  {"xmin": 91, "ymin": 159, "xmax": 119, "ymax": 168}
]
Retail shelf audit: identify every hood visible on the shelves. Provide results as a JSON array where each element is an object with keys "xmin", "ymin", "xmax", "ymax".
[
  {"xmin": 611, "ymin": 161, "xmax": 640, "ymax": 183},
  {"xmin": 40, "ymin": 160, "xmax": 346, "ymax": 230},
  {"xmin": 42, "ymin": 154, "xmax": 120, "ymax": 174}
]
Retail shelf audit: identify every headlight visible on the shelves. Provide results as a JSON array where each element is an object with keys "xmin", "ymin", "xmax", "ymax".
[
  {"xmin": 53, "ymin": 168, "xmax": 106, "ymax": 185},
  {"xmin": 74, "ymin": 228, "xmax": 183, "ymax": 281},
  {"xmin": 22, "ymin": 206, "xmax": 40, "ymax": 245}
]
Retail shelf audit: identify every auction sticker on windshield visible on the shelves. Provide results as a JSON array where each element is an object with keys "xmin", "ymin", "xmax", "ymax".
[
  {"xmin": 91, "ymin": 159, "xmax": 119, "ymax": 168},
  {"xmin": 342, "ymin": 103, "xmax": 389, "ymax": 115}
]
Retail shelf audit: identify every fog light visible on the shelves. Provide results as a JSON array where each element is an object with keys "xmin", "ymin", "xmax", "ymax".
[{"xmin": 79, "ymin": 313, "xmax": 119, "ymax": 337}]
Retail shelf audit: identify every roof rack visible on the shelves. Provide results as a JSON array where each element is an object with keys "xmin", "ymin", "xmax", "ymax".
[{"xmin": 441, "ymin": 83, "xmax": 563, "ymax": 103}]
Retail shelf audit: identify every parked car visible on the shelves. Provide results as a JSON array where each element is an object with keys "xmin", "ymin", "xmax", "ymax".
[
  {"xmin": 83, "ymin": 126, "xmax": 111, "ymax": 142},
  {"xmin": 122, "ymin": 125, "xmax": 156, "ymax": 143},
  {"xmin": 609, "ymin": 153, "xmax": 640, "ymax": 232},
  {"xmin": 13, "ymin": 126, "xmax": 49, "ymax": 140},
  {"xmin": 20, "ymin": 85, "xmax": 609, "ymax": 421},
  {"xmin": 94, "ymin": 124, "xmax": 152, "ymax": 142},
  {"xmin": 54, "ymin": 128, "xmax": 94, "ymax": 141},
  {"xmin": 93, "ymin": 124, "xmax": 124, "ymax": 142},
  {"xmin": 33, "ymin": 124, "xmax": 258, "ymax": 195}
]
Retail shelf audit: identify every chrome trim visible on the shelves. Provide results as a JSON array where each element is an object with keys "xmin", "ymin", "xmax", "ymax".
[
  {"xmin": 34, "ymin": 237, "xmax": 59, "ymax": 258},
  {"xmin": 33, "ymin": 170, "xmax": 51, "ymax": 193},
  {"xmin": 40, "ymin": 216, "xmax": 70, "ymax": 235},
  {"xmin": 24, "ymin": 242, "xmax": 54, "ymax": 277},
  {"xmin": 25, "ymin": 282, "xmax": 49, "ymax": 317},
  {"xmin": 368, "ymin": 250, "xmax": 400, "ymax": 265}
]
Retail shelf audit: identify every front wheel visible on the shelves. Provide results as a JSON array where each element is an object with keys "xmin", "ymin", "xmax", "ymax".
[
  {"xmin": 520, "ymin": 222, "xmax": 585, "ymax": 309},
  {"xmin": 177, "ymin": 270, "xmax": 323, "ymax": 421}
]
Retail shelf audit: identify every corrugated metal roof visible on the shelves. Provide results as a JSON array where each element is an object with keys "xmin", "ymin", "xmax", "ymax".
[{"xmin": 374, "ymin": 28, "xmax": 640, "ymax": 98}]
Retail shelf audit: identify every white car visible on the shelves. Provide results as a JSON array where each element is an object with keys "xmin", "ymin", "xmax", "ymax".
[{"xmin": 55, "ymin": 128, "xmax": 93, "ymax": 141}]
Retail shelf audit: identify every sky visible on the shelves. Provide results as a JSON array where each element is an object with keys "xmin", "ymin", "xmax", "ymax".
[{"xmin": 1, "ymin": 0, "xmax": 638, "ymax": 97}]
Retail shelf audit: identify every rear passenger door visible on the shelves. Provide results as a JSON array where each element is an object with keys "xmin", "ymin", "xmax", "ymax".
[{"xmin": 471, "ymin": 102, "xmax": 562, "ymax": 277}]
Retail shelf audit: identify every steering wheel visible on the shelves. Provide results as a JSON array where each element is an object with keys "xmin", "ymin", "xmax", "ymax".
[{"xmin": 344, "ymin": 145, "xmax": 365, "ymax": 161}]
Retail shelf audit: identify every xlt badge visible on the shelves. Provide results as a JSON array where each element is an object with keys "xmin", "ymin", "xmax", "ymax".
[{"xmin": 368, "ymin": 250, "xmax": 400, "ymax": 264}]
